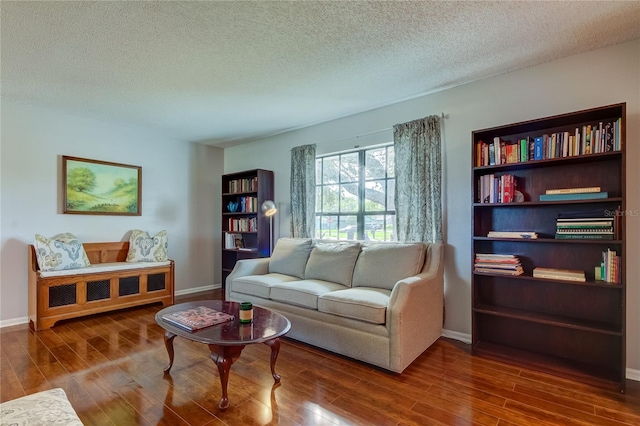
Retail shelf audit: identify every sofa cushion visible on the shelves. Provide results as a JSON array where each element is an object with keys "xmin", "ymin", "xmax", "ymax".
[
  {"xmin": 232, "ymin": 273, "xmax": 299, "ymax": 299},
  {"xmin": 34, "ymin": 233, "xmax": 91, "ymax": 272},
  {"xmin": 318, "ymin": 287, "xmax": 391, "ymax": 324},
  {"xmin": 269, "ymin": 238, "xmax": 313, "ymax": 279},
  {"xmin": 352, "ymin": 242, "xmax": 425, "ymax": 290},
  {"xmin": 304, "ymin": 241, "xmax": 361, "ymax": 287},
  {"xmin": 270, "ymin": 280, "xmax": 348, "ymax": 309}
]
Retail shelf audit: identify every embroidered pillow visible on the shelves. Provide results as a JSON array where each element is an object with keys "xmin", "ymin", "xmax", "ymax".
[
  {"xmin": 34, "ymin": 233, "xmax": 91, "ymax": 272},
  {"xmin": 126, "ymin": 229, "xmax": 168, "ymax": 262}
]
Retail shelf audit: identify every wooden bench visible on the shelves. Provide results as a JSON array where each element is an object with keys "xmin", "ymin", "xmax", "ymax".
[{"xmin": 28, "ymin": 241, "xmax": 174, "ymax": 331}]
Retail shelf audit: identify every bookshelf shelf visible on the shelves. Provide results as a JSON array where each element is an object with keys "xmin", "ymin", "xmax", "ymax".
[
  {"xmin": 472, "ymin": 271, "xmax": 623, "ymax": 289},
  {"xmin": 471, "ymin": 103, "xmax": 626, "ymax": 393},
  {"xmin": 473, "ymin": 304, "xmax": 622, "ymax": 335},
  {"xmin": 221, "ymin": 169, "xmax": 274, "ymax": 291},
  {"xmin": 473, "ymin": 342, "xmax": 622, "ymax": 390},
  {"xmin": 473, "ymin": 150, "xmax": 622, "ymax": 172},
  {"xmin": 473, "ymin": 197, "xmax": 623, "ymax": 207},
  {"xmin": 473, "ymin": 237, "xmax": 623, "ymax": 245}
]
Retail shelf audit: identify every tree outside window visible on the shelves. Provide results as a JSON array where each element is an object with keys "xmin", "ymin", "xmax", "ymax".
[{"xmin": 315, "ymin": 145, "xmax": 396, "ymax": 241}]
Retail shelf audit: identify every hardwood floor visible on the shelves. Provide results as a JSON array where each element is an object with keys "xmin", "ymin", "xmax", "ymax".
[{"xmin": 2, "ymin": 290, "xmax": 639, "ymax": 425}]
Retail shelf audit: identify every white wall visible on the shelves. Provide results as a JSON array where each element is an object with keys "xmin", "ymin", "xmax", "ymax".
[
  {"xmin": 0, "ymin": 100, "xmax": 223, "ymax": 325},
  {"xmin": 224, "ymin": 40, "xmax": 640, "ymax": 372}
]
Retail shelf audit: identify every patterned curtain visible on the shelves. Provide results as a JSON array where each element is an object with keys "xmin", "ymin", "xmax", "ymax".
[
  {"xmin": 290, "ymin": 144, "xmax": 316, "ymax": 238},
  {"xmin": 393, "ymin": 115, "xmax": 442, "ymax": 243}
]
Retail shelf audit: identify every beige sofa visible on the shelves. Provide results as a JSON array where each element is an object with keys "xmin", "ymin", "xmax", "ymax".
[{"xmin": 226, "ymin": 238, "xmax": 444, "ymax": 373}]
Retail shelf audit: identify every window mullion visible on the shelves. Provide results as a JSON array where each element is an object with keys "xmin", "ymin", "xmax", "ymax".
[{"xmin": 357, "ymin": 151, "xmax": 365, "ymax": 240}]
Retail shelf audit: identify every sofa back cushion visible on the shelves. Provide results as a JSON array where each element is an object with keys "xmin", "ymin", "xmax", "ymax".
[
  {"xmin": 352, "ymin": 242, "xmax": 426, "ymax": 290},
  {"xmin": 268, "ymin": 238, "xmax": 313, "ymax": 279},
  {"xmin": 304, "ymin": 241, "xmax": 361, "ymax": 287}
]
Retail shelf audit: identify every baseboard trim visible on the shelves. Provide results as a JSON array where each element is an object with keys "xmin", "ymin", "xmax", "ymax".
[
  {"xmin": 441, "ymin": 329, "xmax": 472, "ymax": 344},
  {"xmin": 175, "ymin": 283, "xmax": 221, "ymax": 296},
  {"xmin": 0, "ymin": 316, "xmax": 29, "ymax": 328},
  {"xmin": 626, "ymin": 368, "xmax": 640, "ymax": 382}
]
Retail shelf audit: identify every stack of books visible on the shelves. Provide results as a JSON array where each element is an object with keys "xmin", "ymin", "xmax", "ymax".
[
  {"xmin": 595, "ymin": 248, "xmax": 620, "ymax": 284},
  {"xmin": 474, "ymin": 254, "xmax": 523, "ymax": 276},
  {"xmin": 555, "ymin": 209, "xmax": 614, "ymax": 240},
  {"xmin": 540, "ymin": 186, "xmax": 608, "ymax": 202},
  {"xmin": 533, "ymin": 267, "xmax": 586, "ymax": 282},
  {"xmin": 487, "ymin": 231, "xmax": 538, "ymax": 239}
]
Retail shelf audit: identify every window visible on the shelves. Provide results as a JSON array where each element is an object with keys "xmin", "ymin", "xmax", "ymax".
[{"xmin": 315, "ymin": 145, "xmax": 396, "ymax": 241}]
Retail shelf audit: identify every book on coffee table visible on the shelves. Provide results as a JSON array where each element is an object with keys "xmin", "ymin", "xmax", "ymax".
[{"xmin": 162, "ymin": 306, "xmax": 235, "ymax": 332}]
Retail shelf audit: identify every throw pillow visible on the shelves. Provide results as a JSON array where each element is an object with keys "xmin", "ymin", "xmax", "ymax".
[
  {"xmin": 268, "ymin": 238, "xmax": 313, "ymax": 279},
  {"xmin": 304, "ymin": 242, "xmax": 361, "ymax": 287},
  {"xmin": 34, "ymin": 233, "xmax": 91, "ymax": 272},
  {"xmin": 126, "ymin": 229, "xmax": 168, "ymax": 262}
]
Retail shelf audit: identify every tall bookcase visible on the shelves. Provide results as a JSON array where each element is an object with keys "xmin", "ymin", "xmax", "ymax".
[
  {"xmin": 221, "ymin": 169, "xmax": 274, "ymax": 290},
  {"xmin": 471, "ymin": 103, "xmax": 626, "ymax": 392}
]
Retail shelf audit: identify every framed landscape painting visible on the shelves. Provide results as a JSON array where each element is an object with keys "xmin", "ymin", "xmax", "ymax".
[{"xmin": 63, "ymin": 156, "xmax": 141, "ymax": 215}]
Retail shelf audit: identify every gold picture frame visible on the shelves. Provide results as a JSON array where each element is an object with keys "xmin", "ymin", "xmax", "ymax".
[{"xmin": 63, "ymin": 156, "xmax": 141, "ymax": 215}]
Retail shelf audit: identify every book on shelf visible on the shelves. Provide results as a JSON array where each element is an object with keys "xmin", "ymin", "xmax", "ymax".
[
  {"xmin": 161, "ymin": 306, "xmax": 235, "ymax": 332},
  {"xmin": 475, "ymin": 253, "xmax": 518, "ymax": 260},
  {"xmin": 487, "ymin": 231, "xmax": 538, "ymax": 239},
  {"xmin": 225, "ymin": 233, "xmax": 246, "ymax": 249},
  {"xmin": 478, "ymin": 174, "xmax": 520, "ymax": 203},
  {"xmin": 597, "ymin": 248, "xmax": 620, "ymax": 284},
  {"xmin": 533, "ymin": 267, "xmax": 586, "ymax": 282},
  {"xmin": 539, "ymin": 192, "xmax": 608, "ymax": 202},
  {"xmin": 545, "ymin": 186, "xmax": 601, "ymax": 195},
  {"xmin": 555, "ymin": 233, "xmax": 614, "ymax": 240}
]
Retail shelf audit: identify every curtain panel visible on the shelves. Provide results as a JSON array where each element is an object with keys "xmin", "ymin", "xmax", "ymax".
[
  {"xmin": 393, "ymin": 115, "xmax": 442, "ymax": 243},
  {"xmin": 290, "ymin": 144, "xmax": 316, "ymax": 238}
]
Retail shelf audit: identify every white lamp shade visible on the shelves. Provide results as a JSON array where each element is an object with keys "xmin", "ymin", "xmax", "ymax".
[{"xmin": 261, "ymin": 200, "xmax": 277, "ymax": 217}]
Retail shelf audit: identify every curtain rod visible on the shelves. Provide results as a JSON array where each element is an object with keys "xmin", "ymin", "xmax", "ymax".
[{"xmin": 316, "ymin": 112, "xmax": 445, "ymax": 146}]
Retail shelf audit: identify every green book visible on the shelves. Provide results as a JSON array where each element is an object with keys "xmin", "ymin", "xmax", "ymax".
[
  {"xmin": 540, "ymin": 192, "xmax": 608, "ymax": 201},
  {"xmin": 555, "ymin": 233, "xmax": 614, "ymax": 240}
]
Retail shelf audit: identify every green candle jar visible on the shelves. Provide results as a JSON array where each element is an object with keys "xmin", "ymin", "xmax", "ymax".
[{"xmin": 239, "ymin": 302, "xmax": 253, "ymax": 323}]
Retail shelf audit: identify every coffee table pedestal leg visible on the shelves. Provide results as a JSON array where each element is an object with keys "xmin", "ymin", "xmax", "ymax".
[
  {"xmin": 264, "ymin": 338, "xmax": 282, "ymax": 383},
  {"xmin": 208, "ymin": 344, "xmax": 245, "ymax": 410},
  {"xmin": 162, "ymin": 331, "xmax": 177, "ymax": 374}
]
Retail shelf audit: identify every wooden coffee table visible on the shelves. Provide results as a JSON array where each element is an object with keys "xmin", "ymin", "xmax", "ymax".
[{"xmin": 155, "ymin": 300, "xmax": 291, "ymax": 409}]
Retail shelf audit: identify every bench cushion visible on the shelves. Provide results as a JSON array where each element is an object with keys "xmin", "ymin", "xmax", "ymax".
[
  {"xmin": 38, "ymin": 261, "xmax": 171, "ymax": 278},
  {"xmin": 318, "ymin": 287, "xmax": 390, "ymax": 324},
  {"xmin": 270, "ymin": 280, "xmax": 347, "ymax": 309},
  {"xmin": 0, "ymin": 388, "xmax": 83, "ymax": 426}
]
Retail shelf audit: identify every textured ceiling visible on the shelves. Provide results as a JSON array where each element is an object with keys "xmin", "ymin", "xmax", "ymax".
[{"xmin": 2, "ymin": 1, "xmax": 639, "ymax": 147}]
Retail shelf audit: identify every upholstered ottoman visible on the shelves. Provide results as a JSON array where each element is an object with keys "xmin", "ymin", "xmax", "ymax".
[{"xmin": 0, "ymin": 388, "xmax": 83, "ymax": 425}]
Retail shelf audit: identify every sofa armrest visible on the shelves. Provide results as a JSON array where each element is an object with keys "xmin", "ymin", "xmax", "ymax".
[
  {"xmin": 386, "ymin": 243, "xmax": 444, "ymax": 372},
  {"xmin": 225, "ymin": 258, "xmax": 270, "ymax": 300}
]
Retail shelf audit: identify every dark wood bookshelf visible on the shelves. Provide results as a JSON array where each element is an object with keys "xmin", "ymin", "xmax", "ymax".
[
  {"xmin": 471, "ymin": 103, "xmax": 626, "ymax": 392},
  {"xmin": 221, "ymin": 169, "xmax": 274, "ymax": 291}
]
